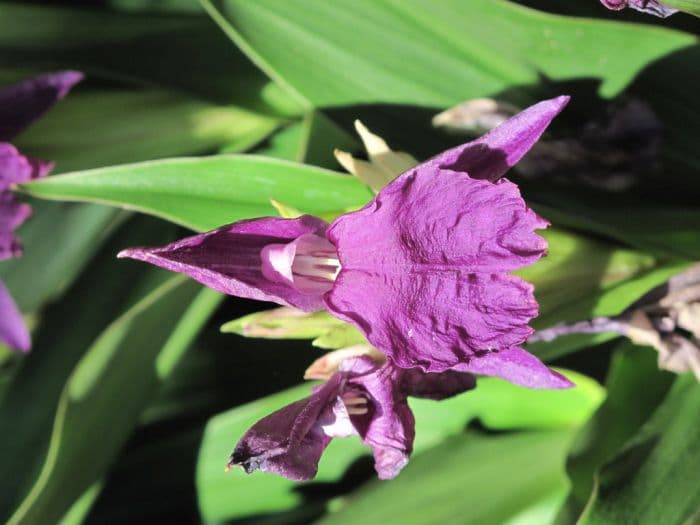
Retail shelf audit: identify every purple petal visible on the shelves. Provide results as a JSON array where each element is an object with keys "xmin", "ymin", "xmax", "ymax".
[
  {"xmin": 0, "ymin": 71, "xmax": 83, "ymax": 141},
  {"xmin": 0, "ymin": 280, "xmax": 30, "ymax": 352},
  {"xmin": 325, "ymin": 164, "xmax": 549, "ymax": 374},
  {"xmin": 229, "ymin": 375, "xmax": 341, "ymax": 481},
  {"xmin": 400, "ymin": 368, "xmax": 476, "ymax": 400},
  {"xmin": 0, "ymin": 196, "xmax": 32, "ymax": 261},
  {"xmin": 119, "ymin": 215, "xmax": 330, "ymax": 311},
  {"xmin": 0, "ymin": 143, "xmax": 35, "ymax": 190},
  {"xmin": 427, "ymin": 96, "xmax": 569, "ymax": 182},
  {"xmin": 453, "ymin": 346, "xmax": 573, "ymax": 389},
  {"xmin": 348, "ymin": 362, "xmax": 415, "ymax": 479},
  {"xmin": 600, "ymin": 0, "xmax": 677, "ymax": 17}
]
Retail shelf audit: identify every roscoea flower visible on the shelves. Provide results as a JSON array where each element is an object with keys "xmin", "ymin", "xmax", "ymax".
[
  {"xmin": 229, "ymin": 351, "xmax": 476, "ymax": 480},
  {"xmin": 0, "ymin": 71, "xmax": 83, "ymax": 351},
  {"xmin": 119, "ymin": 96, "xmax": 573, "ymax": 389},
  {"xmin": 600, "ymin": 0, "xmax": 677, "ymax": 17}
]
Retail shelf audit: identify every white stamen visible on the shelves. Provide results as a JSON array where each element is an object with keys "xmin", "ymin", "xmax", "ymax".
[{"xmin": 346, "ymin": 407, "xmax": 369, "ymax": 415}]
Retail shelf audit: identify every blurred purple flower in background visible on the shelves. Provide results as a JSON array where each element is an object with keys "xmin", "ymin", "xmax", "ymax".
[
  {"xmin": 0, "ymin": 71, "xmax": 83, "ymax": 351},
  {"xmin": 600, "ymin": 0, "xmax": 677, "ymax": 17},
  {"xmin": 229, "ymin": 352, "xmax": 476, "ymax": 480},
  {"xmin": 122, "ymin": 96, "xmax": 572, "ymax": 390}
]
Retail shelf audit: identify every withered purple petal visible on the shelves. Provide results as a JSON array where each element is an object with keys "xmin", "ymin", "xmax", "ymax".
[
  {"xmin": 230, "ymin": 375, "xmax": 342, "ymax": 481},
  {"xmin": 427, "ymin": 96, "xmax": 570, "ymax": 182},
  {"xmin": 0, "ymin": 280, "xmax": 30, "ymax": 352},
  {"xmin": 348, "ymin": 363, "xmax": 414, "ymax": 479},
  {"xmin": 118, "ymin": 215, "xmax": 330, "ymax": 311},
  {"xmin": 0, "ymin": 71, "xmax": 84, "ymax": 141},
  {"xmin": 600, "ymin": 0, "xmax": 677, "ymax": 17}
]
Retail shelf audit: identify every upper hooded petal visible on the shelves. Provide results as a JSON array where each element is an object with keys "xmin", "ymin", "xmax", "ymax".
[
  {"xmin": 426, "ymin": 96, "xmax": 569, "ymax": 182},
  {"xmin": 229, "ymin": 374, "xmax": 341, "ymax": 481},
  {"xmin": 119, "ymin": 215, "xmax": 330, "ymax": 311},
  {"xmin": 0, "ymin": 280, "xmax": 30, "ymax": 352},
  {"xmin": 0, "ymin": 71, "xmax": 83, "ymax": 141}
]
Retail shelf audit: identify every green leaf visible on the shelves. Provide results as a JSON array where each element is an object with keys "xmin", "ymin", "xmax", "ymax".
[
  {"xmin": 0, "ymin": 216, "xmax": 177, "ymax": 521},
  {"xmin": 202, "ymin": 0, "xmax": 694, "ymax": 108},
  {"xmin": 0, "ymin": 2, "xmax": 293, "ymax": 111},
  {"xmin": 7, "ymin": 280, "xmax": 222, "ymax": 525},
  {"xmin": 196, "ymin": 369, "xmax": 602, "ymax": 523},
  {"xmin": 317, "ymin": 430, "xmax": 575, "ymax": 525},
  {"xmin": 580, "ymin": 374, "xmax": 700, "ymax": 525},
  {"xmin": 662, "ymin": 0, "xmax": 700, "ymax": 17},
  {"xmin": 15, "ymin": 89, "xmax": 281, "ymax": 174},
  {"xmin": 21, "ymin": 155, "xmax": 373, "ymax": 231},
  {"xmin": 555, "ymin": 342, "xmax": 675, "ymax": 524}
]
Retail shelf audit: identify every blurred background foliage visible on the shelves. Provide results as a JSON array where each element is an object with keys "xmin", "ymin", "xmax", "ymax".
[{"xmin": 0, "ymin": 0, "xmax": 698, "ymax": 524}]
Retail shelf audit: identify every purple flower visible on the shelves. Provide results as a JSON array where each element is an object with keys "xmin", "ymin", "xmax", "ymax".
[
  {"xmin": 120, "ymin": 96, "xmax": 573, "ymax": 389},
  {"xmin": 0, "ymin": 71, "xmax": 83, "ymax": 351},
  {"xmin": 600, "ymin": 0, "xmax": 677, "ymax": 17},
  {"xmin": 229, "ymin": 354, "xmax": 476, "ymax": 480}
]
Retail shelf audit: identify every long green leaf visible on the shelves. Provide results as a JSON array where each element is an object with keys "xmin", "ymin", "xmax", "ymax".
[
  {"xmin": 580, "ymin": 374, "xmax": 700, "ymax": 525},
  {"xmin": 20, "ymin": 156, "xmax": 373, "ymax": 231},
  {"xmin": 8, "ymin": 280, "xmax": 222, "ymax": 525},
  {"xmin": 317, "ymin": 430, "xmax": 575, "ymax": 525},
  {"xmin": 202, "ymin": 0, "xmax": 695, "ymax": 108}
]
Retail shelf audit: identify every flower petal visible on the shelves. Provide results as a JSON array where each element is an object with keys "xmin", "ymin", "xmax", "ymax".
[
  {"xmin": 0, "ymin": 71, "xmax": 83, "ymax": 141},
  {"xmin": 328, "ymin": 165, "xmax": 547, "ymax": 275},
  {"xmin": 0, "ymin": 280, "xmax": 30, "ymax": 352},
  {"xmin": 349, "ymin": 363, "xmax": 414, "ymax": 480},
  {"xmin": 0, "ymin": 143, "xmax": 34, "ymax": 189},
  {"xmin": 229, "ymin": 375, "xmax": 341, "ymax": 481},
  {"xmin": 400, "ymin": 368, "xmax": 476, "ymax": 400},
  {"xmin": 453, "ymin": 346, "xmax": 573, "ymax": 389},
  {"xmin": 325, "ymin": 162, "xmax": 549, "ymax": 375},
  {"xmin": 427, "ymin": 96, "xmax": 569, "ymax": 182},
  {"xmin": 600, "ymin": 0, "xmax": 677, "ymax": 17},
  {"xmin": 325, "ymin": 269, "xmax": 539, "ymax": 373},
  {"xmin": 119, "ymin": 215, "xmax": 329, "ymax": 311}
]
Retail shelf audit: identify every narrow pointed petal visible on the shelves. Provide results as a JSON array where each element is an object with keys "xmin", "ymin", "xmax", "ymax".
[
  {"xmin": 229, "ymin": 375, "xmax": 341, "ymax": 481},
  {"xmin": 0, "ymin": 71, "xmax": 83, "ymax": 141},
  {"xmin": 119, "ymin": 215, "xmax": 329, "ymax": 311},
  {"xmin": 428, "ymin": 96, "xmax": 569, "ymax": 182},
  {"xmin": 454, "ymin": 346, "xmax": 573, "ymax": 389},
  {"xmin": 0, "ymin": 280, "xmax": 30, "ymax": 352}
]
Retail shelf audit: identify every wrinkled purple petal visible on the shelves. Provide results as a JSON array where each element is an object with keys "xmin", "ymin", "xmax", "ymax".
[
  {"xmin": 453, "ymin": 346, "xmax": 573, "ymax": 389},
  {"xmin": 119, "ymin": 215, "xmax": 330, "ymax": 311},
  {"xmin": 229, "ymin": 374, "xmax": 342, "ymax": 481},
  {"xmin": 0, "ymin": 71, "xmax": 83, "ymax": 141},
  {"xmin": 427, "ymin": 96, "xmax": 570, "ymax": 182},
  {"xmin": 325, "ymin": 165, "xmax": 548, "ymax": 373},
  {"xmin": 600, "ymin": 0, "xmax": 677, "ymax": 17},
  {"xmin": 400, "ymin": 368, "xmax": 476, "ymax": 400},
  {"xmin": 0, "ymin": 280, "xmax": 30, "ymax": 352},
  {"xmin": 347, "ymin": 361, "xmax": 414, "ymax": 479},
  {"xmin": 0, "ymin": 143, "xmax": 35, "ymax": 190}
]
